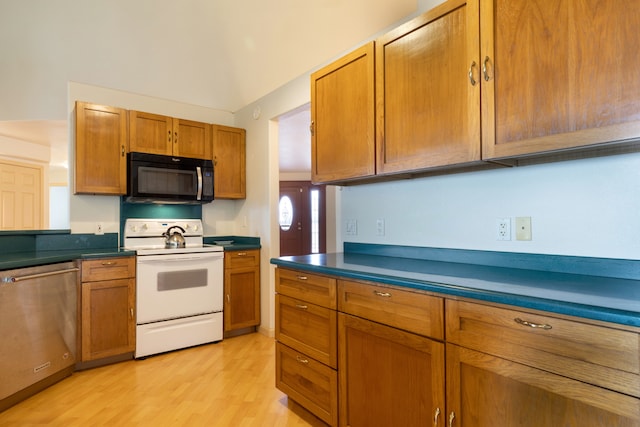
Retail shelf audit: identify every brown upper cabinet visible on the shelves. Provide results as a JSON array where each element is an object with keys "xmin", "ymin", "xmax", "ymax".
[
  {"xmin": 129, "ymin": 110, "xmax": 211, "ymax": 159},
  {"xmin": 310, "ymin": 0, "xmax": 640, "ymax": 184},
  {"xmin": 377, "ymin": 0, "xmax": 481, "ymax": 175},
  {"xmin": 481, "ymin": 0, "xmax": 640, "ymax": 160},
  {"xmin": 75, "ymin": 101, "xmax": 128, "ymax": 195},
  {"xmin": 212, "ymin": 124, "xmax": 246, "ymax": 199},
  {"xmin": 311, "ymin": 42, "xmax": 376, "ymax": 184}
]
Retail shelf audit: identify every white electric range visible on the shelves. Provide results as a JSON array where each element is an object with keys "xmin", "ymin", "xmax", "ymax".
[{"xmin": 124, "ymin": 218, "xmax": 224, "ymax": 358}]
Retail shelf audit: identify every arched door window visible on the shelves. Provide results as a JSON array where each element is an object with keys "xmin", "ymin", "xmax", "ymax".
[{"xmin": 278, "ymin": 195, "xmax": 293, "ymax": 231}]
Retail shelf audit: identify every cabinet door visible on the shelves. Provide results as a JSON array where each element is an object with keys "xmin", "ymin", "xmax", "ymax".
[
  {"xmin": 212, "ymin": 125, "xmax": 246, "ymax": 199},
  {"xmin": 376, "ymin": 0, "xmax": 481, "ymax": 175},
  {"xmin": 129, "ymin": 110, "xmax": 173, "ymax": 155},
  {"xmin": 447, "ymin": 344, "xmax": 640, "ymax": 426},
  {"xmin": 81, "ymin": 278, "xmax": 135, "ymax": 361},
  {"xmin": 339, "ymin": 313, "xmax": 445, "ymax": 427},
  {"xmin": 481, "ymin": 0, "xmax": 640, "ymax": 159},
  {"xmin": 74, "ymin": 102, "xmax": 127, "ymax": 195},
  {"xmin": 311, "ymin": 42, "xmax": 375, "ymax": 183},
  {"xmin": 173, "ymin": 119, "xmax": 211, "ymax": 159},
  {"xmin": 224, "ymin": 264, "xmax": 260, "ymax": 331}
]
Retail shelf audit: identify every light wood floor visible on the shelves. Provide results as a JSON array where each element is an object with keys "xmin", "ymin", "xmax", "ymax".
[{"xmin": 0, "ymin": 333, "xmax": 328, "ymax": 427}]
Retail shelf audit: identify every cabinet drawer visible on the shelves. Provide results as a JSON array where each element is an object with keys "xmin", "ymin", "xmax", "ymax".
[
  {"xmin": 224, "ymin": 249, "xmax": 259, "ymax": 269},
  {"xmin": 276, "ymin": 342, "xmax": 338, "ymax": 427},
  {"xmin": 276, "ymin": 268, "xmax": 337, "ymax": 309},
  {"xmin": 276, "ymin": 294, "xmax": 337, "ymax": 368},
  {"xmin": 338, "ymin": 279, "xmax": 444, "ymax": 340},
  {"xmin": 446, "ymin": 299, "xmax": 640, "ymax": 397},
  {"xmin": 81, "ymin": 257, "xmax": 135, "ymax": 282}
]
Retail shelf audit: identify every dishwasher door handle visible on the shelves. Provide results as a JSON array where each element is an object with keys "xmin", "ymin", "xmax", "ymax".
[{"xmin": 1, "ymin": 267, "xmax": 79, "ymax": 283}]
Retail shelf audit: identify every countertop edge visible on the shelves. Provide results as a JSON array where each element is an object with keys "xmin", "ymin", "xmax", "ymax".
[{"xmin": 270, "ymin": 257, "xmax": 640, "ymax": 329}]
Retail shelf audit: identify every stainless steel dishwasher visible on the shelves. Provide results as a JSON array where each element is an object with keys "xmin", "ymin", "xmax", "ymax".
[{"xmin": 0, "ymin": 261, "xmax": 79, "ymax": 410}]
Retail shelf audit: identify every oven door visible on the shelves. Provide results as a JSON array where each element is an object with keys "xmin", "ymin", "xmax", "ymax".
[{"xmin": 136, "ymin": 251, "xmax": 223, "ymax": 324}]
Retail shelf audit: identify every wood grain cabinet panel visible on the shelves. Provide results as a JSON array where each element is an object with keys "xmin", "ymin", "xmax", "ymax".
[
  {"xmin": 276, "ymin": 294, "xmax": 337, "ymax": 368},
  {"xmin": 446, "ymin": 299, "xmax": 640, "ymax": 398},
  {"xmin": 480, "ymin": 0, "xmax": 640, "ymax": 160},
  {"xmin": 338, "ymin": 279, "xmax": 444, "ymax": 340},
  {"xmin": 129, "ymin": 110, "xmax": 210, "ymax": 158},
  {"xmin": 80, "ymin": 257, "xmax": 136, "ymax": 363},
  {"xmin": 338, "ymin": 313, "xmax": 445, "ymax": 427},
  {"xmin": 276, "ymin": 342, "xmax": 338, "ymax": 426},
  {"xmin": 212, "ymin": 124, "xmax": 246, "ymax": 199},
  {"xmin": 311, "ymin": 42, "xmax": 376, "ymax": 183},
  {"xmin": 447, "ymin": 343, "xmax": 640, "ymax": 426},
  {"xmin": 74, "ymin": 101, "xmax": 128, "ymax": 195},
  {"xmin": 276, "ymin": 268, "xmax": 337, "ymax": 309},
  {"xmin": 376, "ymin": 0, "xmax": 481, "ymax": 175},
  {"xmin": 223, "ymin": 249, "xmax": 260, "ymax": 332}
]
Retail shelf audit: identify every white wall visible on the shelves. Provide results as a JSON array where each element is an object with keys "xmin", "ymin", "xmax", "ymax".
[{"xmin": 338, "ymin": 153, "xmax": 640, "ymax": 260}]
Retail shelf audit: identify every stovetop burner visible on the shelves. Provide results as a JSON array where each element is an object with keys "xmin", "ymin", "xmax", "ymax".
[{"xmin": 123, "ymin": 219, "xmax": 223, "ymax": 254}]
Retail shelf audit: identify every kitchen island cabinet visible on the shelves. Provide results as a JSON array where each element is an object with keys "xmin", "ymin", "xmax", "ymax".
[
  {"xmin": 223, "ymin": 249, "xmax": 260, "ymax": 334},
  {"xmin": 78, "ymin": 256, "xmax": 136, "ymax": 367},
  {"xmin": 129, "ymin": 110, "xmax": 211, "ymax": 158},
  {"xmin": 271, "ymin": 246, "xmax": 640, "ymax": 427},
  {"xmin": 74, "ymin": 101, "xmax": 128, "ymax": 195},
  {"xmin": 275, "ymin": 268, "xmax": 338, "ymax": 426},
  {"xmin": 446, "ymin": 300, "xmax": 640, "ymax": 426},
  {"xmin": 211, "ymin": 124, "xmax": 246, "ymax": 199}
]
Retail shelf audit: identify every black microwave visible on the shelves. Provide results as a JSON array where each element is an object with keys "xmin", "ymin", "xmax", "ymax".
[{"xmin": 126, "ymin": 152, "xmax": 214, "ymax": 204}]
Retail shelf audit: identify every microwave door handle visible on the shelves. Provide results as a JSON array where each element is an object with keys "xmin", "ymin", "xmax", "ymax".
[{"xmin": 196, "ymin": 166, "xmax": 203, "ymax": 200}]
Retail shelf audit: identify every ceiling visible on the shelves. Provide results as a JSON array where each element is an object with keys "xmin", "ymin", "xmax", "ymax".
[{"xmin": 0, "ymin": 0, "xmax": 423, "ymax": 172}]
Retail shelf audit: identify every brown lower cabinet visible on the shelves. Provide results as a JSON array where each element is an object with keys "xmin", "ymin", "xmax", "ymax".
[
  {"xmin": 79, "ymin": 257, "xmax": 136, "ymax": 366},
  {"xmin": 224, "ymin": 249, "xmax": 261, "ymax": 333},
  {"xmin": 274, "ymin": 267, "xmax": 640, "ymax": 427}
]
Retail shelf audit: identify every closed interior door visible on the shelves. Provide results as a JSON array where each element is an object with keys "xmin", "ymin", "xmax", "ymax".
[{"xmin": 0, "ymin": 160, "xmax": 43, "ymax": 230}]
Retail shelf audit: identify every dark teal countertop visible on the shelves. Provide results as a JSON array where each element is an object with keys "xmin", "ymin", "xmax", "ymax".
[
  {"xmin": 0, "ymin": 232, "xmax": 134, "ymax": 270},
  {"xmin": 0, "ymin": 248, "xmax": 135, "ymax": 270},
  {"xmin": 204, "ymin": 235, "xmax": 261, "ymax": 251},
  {"xmin": 270, "ymin": 243, "xmax": 640, "ymax": 328}
]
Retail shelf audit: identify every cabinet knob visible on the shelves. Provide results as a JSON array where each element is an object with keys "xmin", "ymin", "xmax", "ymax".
[
  {"xmin": 174, "ymin": 131, "xmax": 178, "ymax": 143},
  {"xmin": 309, "ymin": 121, "xmax": 314, "ymax": 136},
  {"xmin": 168, "ymin": 130, "xmax": 172, "ymax": 142}
]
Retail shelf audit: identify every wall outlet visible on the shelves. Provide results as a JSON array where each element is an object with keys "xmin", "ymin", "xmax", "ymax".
[
  {"xmin": 95, "ymin": 222, "xmax": 104, "ymax": 235},
  {"xmin": 516, "ymin": 216, "xmax": 532, "ymax": 241},
  {"xmin": 376, "ymin": 218, "xmax": 385, "ymax": 236},
  {"xmin": 346, "ymin": 219, "xmax": 357, "ymax": 236},
  {"xmin": 496, "ymin": 218, "xmax": 511, "ymax": 241}
]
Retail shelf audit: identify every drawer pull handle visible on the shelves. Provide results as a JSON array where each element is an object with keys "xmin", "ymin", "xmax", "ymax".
[
  {"xmin": 448, "ymin": 411, "xmax": 455, "ymax": 427},
  {"xmin": 296, "ymin": 356, "xmax": 309, "ymax": 364},
  {"xmin": 296, "ymin": 275, "xmax": 308, "ymax": 281},
  {"xmin": 434, "ymin": 407, "xmax": 441, "ymax": 425},
  {"xmin": 237, "ymin": 252, "xmax": 247, "ymax": 256},
  {"xmin": 101, "ymin": 261, "xmax": 116, "ymax": 266},
  {"xmin": 295, "ymin": 304, "xmax": 308, "ymax": 310},
  {"xmin": 515, "ymin": 317, "xmax": 552, "ymax": 330},
  {"xmin": 373, "ymin": 290, "xmax": 392, "ymax": 298}
]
